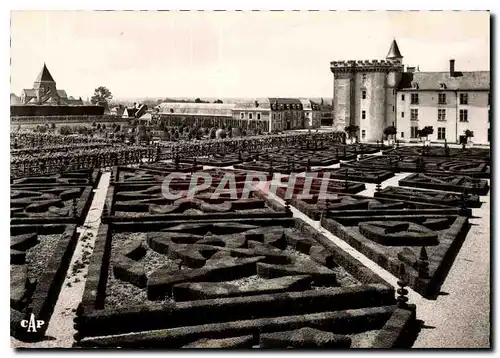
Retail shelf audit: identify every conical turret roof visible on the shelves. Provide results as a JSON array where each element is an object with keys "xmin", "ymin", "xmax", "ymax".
[
  {"xmin": 34, "ymin": 63, "xmax": 55, "ymax": 83},
  {"xmin": 386, "ymin": 39, "xmax": 403, "ymax": 60}
]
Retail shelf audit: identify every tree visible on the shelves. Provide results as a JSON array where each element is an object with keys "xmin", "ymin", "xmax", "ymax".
[
  {"xmin": 344, "ymin": 125, "xmax": 359, "ymax": 139},
  {"xmin": 37, "ymin": 125, "xmax": 48, "ymax": 134},
  {"xmin": 464, "ymin": 129, "xmax": 474, "ymax": 140},
  {"xmin": 50, "ymin": 123, "xmax": 56, "ymax": 130},
  {"xmin": 91, "ymin": 86, "xmax": 113, "ymax": 108},
  {"xmin": 214, "ymin": 99, "xmax": 223, "ymax": 104},
  {"xmin": 383, "ymin": 126, "xmax": 397, "ymax": 140},
  {"xmin": 194, "ymin": 98, "xmax": 203, "ymax": 103},
  {"xmin": 209, "ymin": 127, "xmax": 217, "ymax": 139},
  {"xmin": 418, "ymin": 126, "xmax": 434, "ymax": 141},
  {"xmin": 59, "ymin": 125, "xmax": 73, "ymax": 136}
]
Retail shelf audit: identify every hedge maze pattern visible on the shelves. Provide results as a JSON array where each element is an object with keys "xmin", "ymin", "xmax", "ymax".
[{"xmin": 76, "ymin": 217, "xmax": 417, "ymax": 348}]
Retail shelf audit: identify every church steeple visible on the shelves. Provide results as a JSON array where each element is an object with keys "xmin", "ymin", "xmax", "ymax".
[
  {"xmin": 33, "ymin": 63, "xmax": 56, "ymax": 89},
  {"xmin": 386, "ymin": 39, "xmax": 403, "ymax": 61}
]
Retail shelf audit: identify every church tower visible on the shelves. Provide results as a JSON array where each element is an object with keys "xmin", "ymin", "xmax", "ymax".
[
  {"xmin": 33, "ymin": 63, "xmax": 58, "ymax": 103},
  {"xmin": 330, "ymin": 40, "xmax": 404, "ymax": 142}
]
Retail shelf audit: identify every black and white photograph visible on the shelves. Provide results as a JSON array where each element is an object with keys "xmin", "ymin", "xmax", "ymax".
[{"xmin": 8, "ymin": 9, "xmax": 491, "ymax": 349}]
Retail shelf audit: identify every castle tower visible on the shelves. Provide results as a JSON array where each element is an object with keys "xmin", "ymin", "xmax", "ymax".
[
  {"xmin": 385, "ymin": 39, "xmax": 404, "ymax": 132},
  {"xmin": 330, "ymin": 40, "xmax": 404, "ymax": 142}
]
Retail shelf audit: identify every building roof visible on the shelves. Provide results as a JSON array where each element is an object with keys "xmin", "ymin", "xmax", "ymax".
[
  {"xmin": 386, "ymin": 39, "xmax": 403, "ymax": 60},
  {"xmin": 157, "ymin": 102, "xmax": 236, "ymax": 117},
  {"xmin": 57, "ymin": 89, "xmax": 68, "ymax": 98},
  {"xmin": 22, "ymin": 89, "xmax": 36, "ymax": 97},
  {"xmin": 299, "ymin": 98, "xmax": 320, "ymax": 110},
  {"xmin": 10, "ymin": 93, "xmax": 21, "ymax": 105},
  {"xmin": 34, "ymin": 63, "xmax": 55, "ymax": 84},
  {"xmin": 44, "ymin": 97, "xmax": 58, "ymax": 104},
  {"xmin": 398, "ymin": 71, "xmax": 490, "ymax": 91},
  {"xmin": 234, "ymin": 98, "xmax": 271, "ymax": 109}
]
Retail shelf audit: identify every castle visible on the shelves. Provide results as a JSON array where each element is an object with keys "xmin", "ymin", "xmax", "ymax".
[{"xmin": 330, "ymin": 40, "xmax": 490, "ymax": 144}]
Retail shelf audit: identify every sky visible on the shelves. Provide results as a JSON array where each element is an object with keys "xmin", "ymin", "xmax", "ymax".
[{"xmin": 10, "ymin": 11, "xmax": 490, "ymax": 100}]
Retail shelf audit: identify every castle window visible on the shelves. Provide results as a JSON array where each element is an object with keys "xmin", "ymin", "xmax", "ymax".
[
  {"xmin": 392, "ymin": 106, "xmax": 395, "ymax": 112},
  {"xmin": 460, "ymin": 93, "xmax": 469, "ymax": 105},
  {"xmin": 401, "ymin": 132, "xmax": 404, "ymax": 138},
  {"xmin": 410, "ymin": 109, "xmax": 419, "ymax": 121},
  {"xmin": 362, "ymin": 74, "xmax": 367, "ymax": 82},
  {"xmin": 410, "ymin": 93, "xmax": 419, "ymax": 105},
  {"xmin": 438, "ymin": 109, "xmax": 446, "ymax": 121},
  {"xmin": 438, "ymin": 93, "xmax": 447, "ymax": 105},
  {"xmin": 257, "ymin": 112, "xmax": 261, "ymax": 120},
  {"xmin": 459, "ymin": 109, "xmax": 468, "ymax": 122},
  {"xmin": 438, "ymin": 127, "xmax": 446, "ymax": 140},
  {"xmin": 411, "ymin": 126, "xmax": 419, "ymax": 138},
  {"xmin": 240, "ymin": 112, "xmax": 245, "ymax": 119},
  {"xmin": 362, "ymin": 110, "xmax": 366, "ymax": 120},
  {"xmin": 401, "ymin": 112, "xmax": 405, "ymax": 118},
  {"xmin": 248, "ymin": 112, "xmax": 253, "ymax": 120},
  {"xmin": 401, "ymin": 94, "xmax": 405, "ymax": 101},
  {"xmin": 362, "ymin": 130, "xmax": 366, "ymax": 139},
  {"xmin": 362, "ymin": 90, "xmax": 366, "ymax": 99}
]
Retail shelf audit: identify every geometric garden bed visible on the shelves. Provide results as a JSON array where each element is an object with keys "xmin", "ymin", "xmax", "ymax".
[
  {"xmin": 75, "ymin": 216, "xmax": 417, "ymax": 348},
  {"xmin": 399, "ymin": 173, "xmax": 489, "ymax": 196},
  {"xmin": 11, "ymin": 223, "xmax": 79, "ymax": 341},
  {"xmin": 321, "ymin": 213, "xmax": 470, "ymax": 299}
]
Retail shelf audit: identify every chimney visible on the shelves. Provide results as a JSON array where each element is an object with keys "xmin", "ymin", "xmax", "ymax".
[{"xmin": 449, "ymin": 59, "xmax": 455, "ymax": 76}]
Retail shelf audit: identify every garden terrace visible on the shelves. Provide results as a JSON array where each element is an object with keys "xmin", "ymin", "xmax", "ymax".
[
  {"xmin": 105, "ymin": 172, "xmax": 281, "ymax": 222},
  {"xmin": 280, "ymin": 192, "xmax": 470, "ymax": 221},
  {"xmin": 374, "ymin": 186, "xmax": 482, "ymax": 208},
  {"xmin": 179, "ymin": 152, "xmax": 255, "ymax": 167},
  {"xmin": 383, "ymin": 146, "xmax": 491, "ymax": 160},
  {"xmin": 234, "ymin": 161, "xmax": 307, "ymax": 175},
  {"xmin": 76, "ymin": 217, "xmax": 416, "ymax": 348},
  {"xmin": 11, "ymin": 146, "xmax": 156, "ymax": 178},
  {"xmin": 111, "ymin": 166, "xmax": 270, "ymax": 185},
  {"xmin": 345, "ymin": 155, "xmax": 490, "ymax": 178},
  {"xmin": 11, "ymin": 185, "xmax": 94, "ymax": 225},
  {"xmin": 275, "ymin": 176, "xmax": 366, "ymax": 200},
  {"xmin": 11, "ymin": 224, "xmax": 78, "ymax": 341},
  {"xmin": 11, "ymin": 169, "xmax": 101, "ymax": 188},
  {"xmin": 310, "ymin": 167, "xmax": 395, "ymax": 184},
  {"xmin": 10, "ymin": 132, "xmax": 115, "ymax": 149},
  {"xmin": 399, "ymin": 173, "xmax": 490, "ymax": 195},
  {"xmin": 11, "ymin": 143, "xmax": 114, "ymax": 157},
  {"xmin": 161, "ymin": 131, "xmax": 346, "ymax": 160},
  {"xmin": 321, "ymin": 213, "xmax": 470, "ymax": 299}
]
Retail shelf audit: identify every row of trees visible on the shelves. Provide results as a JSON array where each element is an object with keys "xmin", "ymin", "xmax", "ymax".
[{"xmin": 344, "ymin": 124, "xmax": 474, "ymax": 142}]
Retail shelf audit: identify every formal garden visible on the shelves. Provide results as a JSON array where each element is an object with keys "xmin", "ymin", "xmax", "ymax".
[{"xmin": 10, "ymin": 128, "xmax": 490, "ymax": 348}]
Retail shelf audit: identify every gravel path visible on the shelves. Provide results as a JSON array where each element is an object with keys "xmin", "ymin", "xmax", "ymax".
[{"xmin": 11, "ymin": 172, "xmax": 111, "ymax": 349}]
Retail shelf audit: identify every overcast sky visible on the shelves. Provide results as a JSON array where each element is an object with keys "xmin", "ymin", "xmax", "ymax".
[{"xmin": 10, "ymin": 11, "xmax": 490, "ymax": 100}]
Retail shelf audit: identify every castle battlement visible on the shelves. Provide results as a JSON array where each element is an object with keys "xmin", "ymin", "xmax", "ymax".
[{"xmin": 330, "ymin": 58, "xmax": 403, "ymax": 73}]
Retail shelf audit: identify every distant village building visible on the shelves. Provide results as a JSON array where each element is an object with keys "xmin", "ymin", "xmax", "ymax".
[
  {"xmin": 330, "ymin": 39, "xmax": 490, "ymax": 144},
  {"xmin": 156, "ymin": 98, "xmax": 321, "ymax": 132},
  {"xmin": 157, "ymin": 102, "xmax": 237, "ymax": 129}
]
